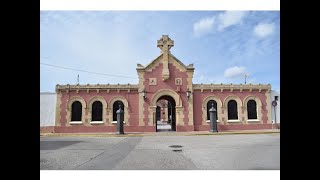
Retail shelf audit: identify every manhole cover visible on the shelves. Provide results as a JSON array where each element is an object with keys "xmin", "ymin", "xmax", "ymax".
[
  {"xmin": 172, "ymin": 149, "xmax": 182, "ymax": 152},
  {"xmin": 169, "ymin": 145, "xmax": 183, "ymax": 148}
]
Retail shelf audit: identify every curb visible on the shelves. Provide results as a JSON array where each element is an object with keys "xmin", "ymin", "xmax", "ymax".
[
  {"xmin": 187, "ymin": 131, "xmax": 280, "ymax": 136},
  {"xmin": 40, "ymin": 130, "xmax": 280, "ymax": 137}
]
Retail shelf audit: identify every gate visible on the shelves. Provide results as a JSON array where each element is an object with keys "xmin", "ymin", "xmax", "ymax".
[{"xmin": 156, "ymin": 99, "xmax": 175, "ymax": 132}]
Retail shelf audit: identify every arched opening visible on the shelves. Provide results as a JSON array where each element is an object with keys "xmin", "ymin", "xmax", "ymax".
[
  {"xmin": 228, "ymin": 100, "xmax": 238, "ymax": 120},
  {"xmin": 156, "ymin": 95, "xmax": 176, "ymax": 132},
  {"xmin": 113, "ymin": 101, "xmax": 124, "ymax": 122},
  {"xmin": 207, "ymin": 100, "xmax": 218, "ymax": 121},
  {"xmin": 71, "ymin": 101, "xmax": 82, "ymax": 121},
  {"xmin": 92, "ymin": 101, "xmax": 103, "ymax": 121},
  {"xmin": 247, "ymin": 100, "xmax": 257, "ymax": 119}
]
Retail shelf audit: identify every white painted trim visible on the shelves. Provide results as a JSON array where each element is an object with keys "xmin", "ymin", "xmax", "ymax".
[
  {"xmin": 111, "ymin": 121, "xmax": 126, "ymax": 124},
  {"xmin": 247, "ymin": 119, "xmax": 260, "ymax": 122},
  {"xmin": 206, "ymin": 120, "xmax": 220, "ymax": 123},
  {"xmin": 227, "ymin": 119, "xmax": 241, "ymax": 122},
  {"xmin": 69, "ymin": 121, "xmax": 83, "ymax": 124},
  {"xmin": 90, "ymin": 121, "xmax": 104, "ymax": 124}
]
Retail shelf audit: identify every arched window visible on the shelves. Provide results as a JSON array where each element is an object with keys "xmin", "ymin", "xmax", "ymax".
[
  {"xmin": 113, "ymin": 101, "xmax": 124, "ymax": 122},
  {"xmin": 247, "ymin": 100, "xmax": 257, "ymax": 119},
  {"xmin": 92, "ymin": 101, "xmax": 103, "ymax": 121},
  {"xmin": 207, "ymin": 100, "xmax": 218, "ymax": 120},
  {"xmin": 228, "ymin": 100, "xmax": 238, "ymax": 120},
  {"xmin": 71, "ymin": 101, "xmax": 82, "ymax": 121}
]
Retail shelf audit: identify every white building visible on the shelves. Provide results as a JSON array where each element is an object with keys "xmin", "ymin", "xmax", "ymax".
[
  {"xmin": 40, "ymin": 92, "xmax": 56, "ymax": 133},
  {"xmin": 270, "ymin": 90, "xmax": 280, "ymax": 127}
]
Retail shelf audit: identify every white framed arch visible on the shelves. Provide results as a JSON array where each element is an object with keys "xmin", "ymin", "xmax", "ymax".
[
  {"xmin": 149, "ymin": 89, "xmax": 184, "ymax": 126},
  {"xmin": 223, "ymin": 95, "xmax": 242, "ymax": 123},
  {"xmin": 87, "ymin": 96, "xmax": 108, "ymax": 124},
  {"xmin": 109, "ymin": 96, "xmax": 130, "ymax": 125},
  {"xmin": 243, "ymin": 96, "xmax": 263, "ymax": 123},
  {"xmin": 202, "ymin": 96, "xmax": 223, "ymax": 125},
  {"xmin": 66, "ymin": 96, "xmax": 87, "ymax": 125}
]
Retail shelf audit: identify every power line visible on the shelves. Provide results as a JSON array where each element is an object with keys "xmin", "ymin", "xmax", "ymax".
[{"xmin": 40, "ymin": 62, "xmax": 138, "ymax": 79}]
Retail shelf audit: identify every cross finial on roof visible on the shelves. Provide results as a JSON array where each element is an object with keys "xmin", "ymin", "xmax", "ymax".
[{"xmin": 157, "ymin": 35, "xmax": 174, "ymax": 54}]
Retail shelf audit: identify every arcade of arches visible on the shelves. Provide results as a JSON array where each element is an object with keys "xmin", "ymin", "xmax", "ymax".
[{"xmin": 55, "ymin": 35, "xmax": 273, "ymax": 133}]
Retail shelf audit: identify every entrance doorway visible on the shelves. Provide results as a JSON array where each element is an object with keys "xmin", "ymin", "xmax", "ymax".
[{"xmin": 155, "ymin": 95, "xmax": 176, "ymax": 132}]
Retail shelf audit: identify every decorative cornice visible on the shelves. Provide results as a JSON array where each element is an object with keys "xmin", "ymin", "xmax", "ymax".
[
  {"xmin": 170, "ymin": 54, "xmax": 195, "ymax": 71},
  {"xmin": 56, "ymin": 84, "xmax": 139, "ymax": 91},
  {"xmin": 136, "ymin": 54, "xmax": 163, "ymax": 72},
  {"xmin": 193, "ymin": 84, "xmax": 271, "ymax": 91},
  {"xmin": 136, "ymin": 53, "xmax": 195, "ymax": 72},
  {"xmin": 57, "ymin": 83, "xmax": 270, "ymax": 92}
]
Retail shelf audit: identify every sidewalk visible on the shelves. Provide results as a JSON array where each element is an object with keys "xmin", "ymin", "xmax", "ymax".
[{"xmin": 40, "ymin": 129, "xmax": 280, "ymax": 137}]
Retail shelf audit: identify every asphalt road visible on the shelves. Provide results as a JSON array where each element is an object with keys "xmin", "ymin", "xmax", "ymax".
[{"xmin": 40, "ymin": 133, "xmax": 280, "ymax": 170}]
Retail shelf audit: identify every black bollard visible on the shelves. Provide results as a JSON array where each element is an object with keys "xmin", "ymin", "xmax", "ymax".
[
  {"xmin": 116, "ymin": 104, "xmax": 124, "ymax": 134},
  {"xmin": 209, "ymin": 103, "xmax": 218, "ymax": 132}
]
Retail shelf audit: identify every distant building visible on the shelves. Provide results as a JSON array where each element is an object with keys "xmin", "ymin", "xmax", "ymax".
[
  {"xmin": 270, "ymin": 90, "xmax": 280, "ymax": 128},
  {"xmin": 46, "ymin": 35, "xmax": 275, "ymax": 133},
  {"xmin": 40, "ymin": 92, "xmax": 56, "ymax": 133}
]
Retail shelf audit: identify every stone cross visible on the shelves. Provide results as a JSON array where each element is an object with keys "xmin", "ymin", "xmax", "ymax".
[
  {"xmin": 157, "ymin": 35, "xmax": 174, "ymax": 81},
  {"xmin": 157, "ymin": 35, "xmax": 174, "ymax": 53}
]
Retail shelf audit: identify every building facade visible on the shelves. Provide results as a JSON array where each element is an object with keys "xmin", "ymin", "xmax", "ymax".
[
  {"xmin": 54, "ymin": 35, "xmax": 273, "ymax": 133},
  {"xmin": 40, "ymin": 92, "xmax": 56, "ymax": 133},
  {"xmin": 270, "ymin": 90, "xmax": 280, "ymax": 128}
]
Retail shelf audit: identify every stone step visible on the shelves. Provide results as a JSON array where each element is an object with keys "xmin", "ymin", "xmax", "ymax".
[
  {"xmin": 157, "ymin": 124, "xmax": 171, "ymax": 129},
  {"xmin": 157, "ymin": 121, "xmax": 171, "ymax": 125}
]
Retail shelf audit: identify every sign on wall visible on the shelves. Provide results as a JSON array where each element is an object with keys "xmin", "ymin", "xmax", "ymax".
[
  {"xmin": 149, "ymin": 78, "xmax": 157, "ymax": 85},
  {"xmin": 272, "ymin": 100, "xmax": 277, "ymax": 107},
  {"xmin": 175, "ymin": 78, "xmax": 182, "ymax": 85}
]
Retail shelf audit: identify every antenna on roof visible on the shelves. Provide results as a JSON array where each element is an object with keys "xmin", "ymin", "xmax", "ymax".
[
  {"xmin": 244, "ymin": 73, "xmax": 249, "ymax": 84},
  {"xmin": 77, "ymin": 74, "xmax": 79, "ymax": 85}
]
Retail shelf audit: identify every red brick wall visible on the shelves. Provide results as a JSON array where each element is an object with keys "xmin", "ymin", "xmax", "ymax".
[
  {"xmin": 40, "ymin": 126, "xmax": 55, "ymax": 133},
  {"xmin": 56, "ymin": 61, "xmax": 271, "ymax": 133},
  {"xmin": 54, "ymin": 126, "xmax": 155, "ymax": 133},
  {"xmin": 59, "ymin": 90, "xmax": 140, "ymax": 127},
  {"xmin": 143, "ymin": 63, "xmax": 190, "ymax": 128},
  {"xmin": 193, "ymin": 89, "xmax": 270, "ymax": 130}
]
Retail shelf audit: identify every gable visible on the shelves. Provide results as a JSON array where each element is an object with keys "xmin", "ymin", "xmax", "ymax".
[{"xmin": 137, "ymin": 53, "xmax": 194, "ymax": 73}]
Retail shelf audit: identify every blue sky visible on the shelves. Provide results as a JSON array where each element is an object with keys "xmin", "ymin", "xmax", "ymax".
[{"xmin": 40, "ymin": 11, "xmax": 279, "ymax": 92}]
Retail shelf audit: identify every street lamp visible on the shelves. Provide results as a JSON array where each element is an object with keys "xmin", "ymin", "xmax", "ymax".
[
  {"xmin": 142, "ymin": 89, "xmax": 147, "ymax": 99},
  {"xmin": 272, "ymin": 100, "xmax": 277, "ymax": 129},
  {"xmin": 186, "ymin": 89, "xmax": 191, "ymax": 99}
]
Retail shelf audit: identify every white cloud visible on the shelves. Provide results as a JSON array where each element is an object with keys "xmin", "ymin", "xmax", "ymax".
[
  {"xmin": 193, "ymin": 11, "xmax": 247, "ymax": 37},
  {"xmin": 217, "ymin": 11, "xmax": 248, "ymax": 31},
  {"xmin": 224, "ymin": 66, "xmax": 247, "ymax": 78},
  {"xmin": 193, "ymin": 17, "xmax": 215, "ymax": 37},
  {"xmin": 253, "ymin": 23, "xmax": 275, "ymax": 38}
]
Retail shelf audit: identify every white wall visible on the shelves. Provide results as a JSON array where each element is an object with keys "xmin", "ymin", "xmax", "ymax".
[
  {"xmin": 270, "ymin": 90, "xmax": 280, "ymax": 123},
  {"xmin": 40, "ymin": 93, "xmax": 57, "ymax": 127}
]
